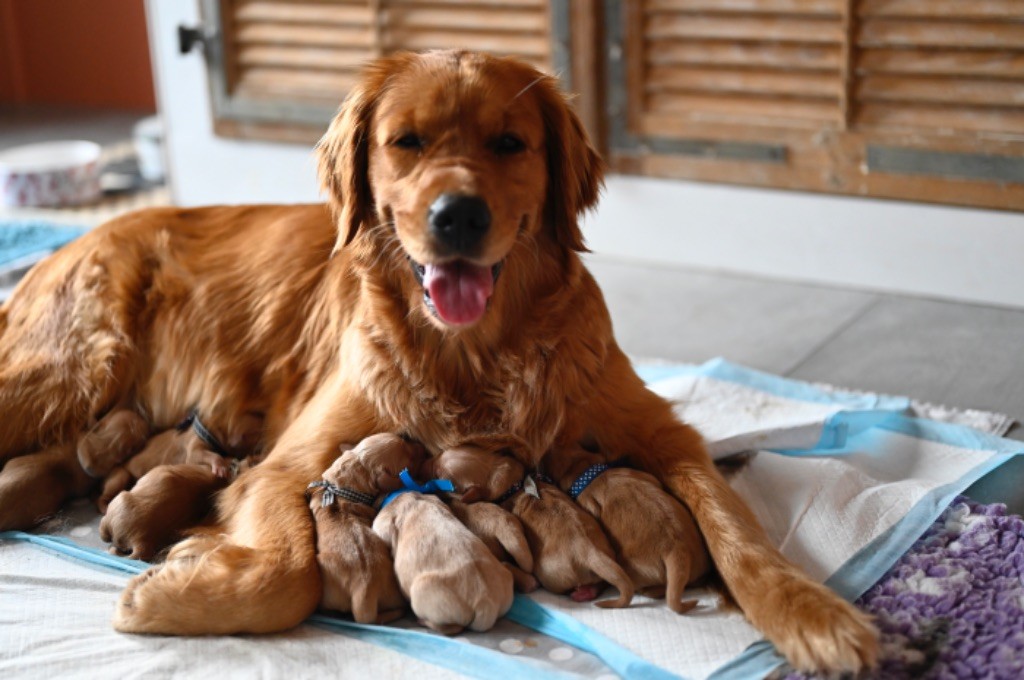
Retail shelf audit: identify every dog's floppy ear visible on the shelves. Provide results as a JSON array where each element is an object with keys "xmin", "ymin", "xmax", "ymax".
[
  {"xmin": 316, "ymin": 57, "xmax": 402, "ymax": 251},
  {"xmin": 535, "ymin": 77, "xmax": 606, "ymax": 253}
]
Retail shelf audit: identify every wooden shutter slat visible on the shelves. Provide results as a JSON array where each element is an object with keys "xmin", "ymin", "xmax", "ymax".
[
  {"xmin": 858, "ymin": 103, "xmax": 1024, "ymax": 135},
  {"xmin": 648, "ymin": 66, "xmax": 842, "ymax": 98},
  {"xmin": 646, "ymin": 0, "xmax": 842, "ymax": 14},
  {"xmin": 858, "ymin": 75, "xmax": 1024, "ymax": 108},
  {"xmin": 382, "ymin": 29, "xmax": 549, "ymax": 57},
  {"xmin": 235, "ymin": 23, "xmax": 374, "ymax": 48},
  {"xmin": 859, "ymin": 49, "xmax": 1024, "ymax": 80},
  {"xmin": 234, "ymin": 1, "xmax": 372, "ymax": 26},
  {"xmin": 859, "ymin": 0, "xmax": 1022, "ymax": 20},
  {"xmin": 387, "ymin": 0, "xmax": 546, "ymax": 7},
  {"xmin": 859, "ymin": 20, "xmax": 1024, "ymax": 50},
  {"xmin": 647, "ymin": 40, "xmax": 843, "ymax": 70},
  {"xmin": 648, "ymin": 92, "xmax": 841, "ymax": 123},
  {"xmin": 236, "ymin": 45, "xmax": 369, "ymax": 71},
  {"xmin": 646, "ymin": 15, "xmax": 844, "ymax": 43},
  {"xmin": 386, "ymin": 7, "xmax": 548, "ymax": 33},
  {"xmin": 235, "ymin": 68, "xmax": 359, "ymax": 100}
]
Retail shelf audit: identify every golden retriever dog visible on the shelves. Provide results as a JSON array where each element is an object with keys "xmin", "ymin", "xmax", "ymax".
[
  {"xmin": 373, "ymin": 491, "xmax": 513, "ymax": 634},
  {"xmin": 308, "ymin": 433, "xmax": 419, "ymax": 624},
  {"xmin": 100, "ymin": 463, "xmax": 228, "ymax": 561},
  {"xmin": 0, "ymin": 50, "xmax": 875, "ymax": 672},
  {"xmin": 546, "ymin": 445, "xmax": 710, "ymax": 614}
]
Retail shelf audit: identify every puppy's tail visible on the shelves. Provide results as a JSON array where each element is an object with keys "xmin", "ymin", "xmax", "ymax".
[
  {"xmin": 590, "ymin": 551, "xmax": 634, "ymax": 609},
  {"xmin": 665, "ymin": 546, "xmax": 699, "ymax": 615}
]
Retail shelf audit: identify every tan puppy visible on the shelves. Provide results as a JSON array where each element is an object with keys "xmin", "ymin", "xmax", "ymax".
[
  {"xmin": 309, "ymin": 434, "xmax": 417, "ymax": 624},
  {"xmin": 77, "ymin": 409, "xmax": 150, "ymax": 478},
  {"xmin": 0, "ymin": 443, "xmax": 94, "ymax": 531},
  {"xmin": 97, "ymin": 427, "xmax": 229, "ymax": 512},
  {"xmin": 426, "ymin": 445, "xmax": 536, "ymax": 592},
  {"xmin": 100, "ymin": 463, "xmax": 227, "ymax": 561},
  {"xmin": 373, "ymin": 490, "xmax": 513, "ymax": 635},
  {"xmin": 548, "ymin": 446, "xmax": 710, "ymax": 614},
  {"xmin": 507, "ymin": 479, "xmax": 634, "ymax": 608}
]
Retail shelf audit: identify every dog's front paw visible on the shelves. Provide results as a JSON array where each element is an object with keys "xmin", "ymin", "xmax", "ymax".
[{"xmin": 761, "ymin": 577, "xmax": 878, "ymax": 674}]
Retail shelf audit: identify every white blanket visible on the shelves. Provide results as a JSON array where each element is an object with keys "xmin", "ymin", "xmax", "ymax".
[{"xmin": 2, "ymin": 359, "xmax": 1021, "ymax": 679}]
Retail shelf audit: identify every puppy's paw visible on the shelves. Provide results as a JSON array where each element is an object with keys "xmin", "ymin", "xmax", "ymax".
[{"xmin": 760, "ymin": 578, "xmax": 878, "ymax": 674}]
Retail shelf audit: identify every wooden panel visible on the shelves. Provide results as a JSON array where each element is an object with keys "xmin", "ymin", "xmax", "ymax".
[
  {"xmin": 236, "ymin": 45, "xmax": 370, "ymax": 71},
  {"xmin": 647, "ymin": 92, "xmax": 841, "ymax": 123},
  {"xmin": 857, "ymin": 103, "xmax": 1024, "ymax": 135},
  {"xmin": 648, "ymin": 66, "xmax": 842, "ymax": 98},
  {"xmin": 235, "ymin": 67, "xmax": 360, "ymax": 100},
  {"xmin": 234, "ymin": 1, "xmax": 372, "ymax": 25}
]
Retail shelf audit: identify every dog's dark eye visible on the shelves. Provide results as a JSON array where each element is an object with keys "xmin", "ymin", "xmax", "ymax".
[
  {"xmin": 492, "ymin": 134, "xmax": 526, "ymax": 156},
  {"xmin": 393, "ymin": 133, "xmax": 424, "ymax": 150}
]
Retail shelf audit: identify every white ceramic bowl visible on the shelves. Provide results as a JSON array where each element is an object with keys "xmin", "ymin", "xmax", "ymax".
[{"xmin": 0, "ymin": 140, "xmax": 103, "ymax": 208}]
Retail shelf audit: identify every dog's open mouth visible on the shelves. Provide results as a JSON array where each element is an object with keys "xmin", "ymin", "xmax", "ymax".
[{"xmin": 410, "ymin": 258, "xmax": 503, "ymax": 327}]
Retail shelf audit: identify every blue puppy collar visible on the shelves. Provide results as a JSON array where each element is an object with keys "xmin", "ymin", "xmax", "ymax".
[
  {"xmin": 379, "ymin": 468, "xmax": 455, "ymax": 509},
  {"xmin": 568, "ymin": 464, "xmax": 610, "ymax": 500}
]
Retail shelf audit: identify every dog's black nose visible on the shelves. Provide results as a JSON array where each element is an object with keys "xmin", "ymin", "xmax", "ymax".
[{"xmin": 428, "ymin": 194, "xmax": 491, "ymax": 254}]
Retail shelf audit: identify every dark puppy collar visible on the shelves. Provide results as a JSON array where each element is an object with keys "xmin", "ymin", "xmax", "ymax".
[
  {"xmin": 178, "ymin": 409, "xmax": 230, "ymax": 456},
  {"xmin": 568, "ymin": 464, "xmax": 610, "ymax": 500},
  {"xmin": 307, "ymin": 480, "xmax": 377, "ymax": 508}
]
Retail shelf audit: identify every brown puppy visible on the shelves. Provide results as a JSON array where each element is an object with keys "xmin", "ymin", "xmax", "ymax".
[
  {"xmin": 548, "ymin": 445, "xmax": 710, "ymax": 614},
  {"xmin": 100, "ymin": 463, "xmax": 227, "ymax": 561},
  {"xmin": 76, "ymin": 409, "xmax": 150, "ymax": 478},
  {"xmin": 308, "ymin": 434, "xmax": 417, "ymax": 624},
  {"xmin": 0, "ymin": 51, "xmax": 876, "ymax": 673},
  {"xmin": 0, "ymin": 443, "xmax": 94, "ymax": 531},
  {"xmin": 508, "ymin": 479, "xmax": 634, "ymax": 608},
  {"xmin": 98, "ymin": 427, "xmax": 229, "ymax": 512},
  {"xmin": 373, "ymin": 491, "xmax": 513, "ymax": 635},
  {"xmin": 426, "ymin": 445, "xmax": 536, "ymax": 591}
]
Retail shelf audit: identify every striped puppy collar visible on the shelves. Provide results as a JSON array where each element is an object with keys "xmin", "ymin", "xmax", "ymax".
[
  {"xmin": 568, "ymin": 464, "xmax": 610, "ymax": 500},
  {"xmin": 178, "ymin": 410, "xmax": 230, "ymax": 457},
  {"xmin": 307, "ymin": 480, "xmax": 377, "ymax": 508},
  {"xmin": 494, "ymin": 480, "xmax": 523, "ymax": 504}
]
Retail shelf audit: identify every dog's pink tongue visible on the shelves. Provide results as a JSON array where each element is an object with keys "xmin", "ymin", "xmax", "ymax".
[{"xmin": 423, "ymin": 261, "xmax": 493, "ymax": 326}]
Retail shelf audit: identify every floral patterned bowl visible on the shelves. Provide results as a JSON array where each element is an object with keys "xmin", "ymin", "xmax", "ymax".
[{"xmin": 0, "ymin": 141, "xmax": 102, "ymax": 208}]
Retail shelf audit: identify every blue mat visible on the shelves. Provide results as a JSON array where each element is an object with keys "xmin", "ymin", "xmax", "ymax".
[{"xmin": 0, "ymin": 220, "xmax": 85, "ymax": 266}]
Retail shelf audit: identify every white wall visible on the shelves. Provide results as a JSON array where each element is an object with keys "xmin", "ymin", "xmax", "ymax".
[{"xmin": 147, "ymin": 0, "xmax": 1024, "ymax": 309}]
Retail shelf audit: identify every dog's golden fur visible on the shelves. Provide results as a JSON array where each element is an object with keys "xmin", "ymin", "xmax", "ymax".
[{"xmin": 0, "ymin": 51, "xmax": 875, "ymax": 672}]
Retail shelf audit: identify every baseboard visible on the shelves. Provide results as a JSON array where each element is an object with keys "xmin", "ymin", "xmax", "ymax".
[{"xmin": 585, "ymin": 175, "xmax": 1024, "ymax": 309}]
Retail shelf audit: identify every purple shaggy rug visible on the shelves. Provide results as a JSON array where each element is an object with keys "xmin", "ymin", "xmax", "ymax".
[{"xmin": 787, "ymin": 497, "xmax": 1024, "ymax": 679}]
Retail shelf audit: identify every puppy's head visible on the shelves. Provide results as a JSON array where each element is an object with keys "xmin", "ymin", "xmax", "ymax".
[
  {"xmin": 324, "ymin": 433, "xmax": 426, "ymax": 493},
  {"xmin": 317, "ymin": 50, "xmax": 604, "ymax": 330},
  {"xmin": 425, "ymin": 445, "xmax": 525, "ymax": 502}
]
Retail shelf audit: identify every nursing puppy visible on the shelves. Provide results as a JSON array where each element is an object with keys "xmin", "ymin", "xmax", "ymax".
[
  {"xmin": 308, "ymin": 434, "xmax": 414, "ymax": 624},
  {"xmin": 76, "ymin": 409, "xmax": 150, "ymax": 478},
  {"xmin": 509, "ymin": 478, "xmax": 634, "ymax": 607},
  {"xmin": 373, "ymin": 490, "xmax": 513, "ymax": 634},
  {"xmin": 548, "ymin": 445, "xmax": 710, "ymax": 614},
  {"xmin": 0, "ymin": 443, "xmax": 93, "ymax": 531},
  {"xmin": 100, "ymin": 463, "xmax": 227, "ymax": 561},
  {"xmin": 426, "ymin": 445, "xmax": 535, "ymax": 592},
  {"xmin": 98, "ymin": 427, "xmax": 229, "ymax": 512}
]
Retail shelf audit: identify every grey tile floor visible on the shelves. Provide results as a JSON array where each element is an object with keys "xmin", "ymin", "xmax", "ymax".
[{"xmin": 5, "ymin": 107, "xmax": 1022, "ymax": 510}]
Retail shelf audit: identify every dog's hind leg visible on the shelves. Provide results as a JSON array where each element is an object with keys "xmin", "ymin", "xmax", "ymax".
[{"xmin": 664, "ymin": 547, "xmax": 698, "ymax": 615}]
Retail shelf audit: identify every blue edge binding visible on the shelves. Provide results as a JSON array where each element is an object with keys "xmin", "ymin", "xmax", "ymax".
[{"xmin": 2, "ymin": 357, "xmax": 1022, "ymax": 680}]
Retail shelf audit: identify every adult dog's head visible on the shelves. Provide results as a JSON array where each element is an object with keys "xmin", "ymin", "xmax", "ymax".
[{"xmin": 317, "ymin": 50, "xmax": 604, "ymax": 330}]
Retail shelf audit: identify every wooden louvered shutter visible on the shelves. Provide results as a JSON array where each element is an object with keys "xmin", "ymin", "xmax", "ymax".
[
  {"xmin": 201, "ymin": 0, "xmax": 564, "ymax": 143},
  {"xmin": 608, "ymin": 0, "xmax": 1024, "ymax": 210}
]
